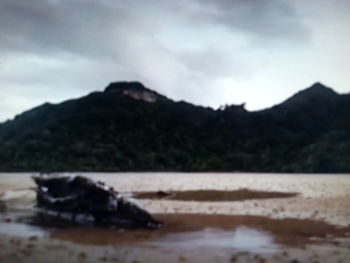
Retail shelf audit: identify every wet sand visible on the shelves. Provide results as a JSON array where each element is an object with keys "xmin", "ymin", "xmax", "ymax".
[{"xmin": 0, "ymin": 172, "xmax": 350, "ymax": 262}]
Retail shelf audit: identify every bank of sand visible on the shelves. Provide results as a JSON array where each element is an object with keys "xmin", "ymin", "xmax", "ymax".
[{"xmin": 0, "ymin": 173, "xmax": 350, "ymax": 262}]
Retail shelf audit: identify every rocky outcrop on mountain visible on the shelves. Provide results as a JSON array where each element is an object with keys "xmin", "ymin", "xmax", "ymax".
[{"xmin": 104, "ymin": 81, "xmax": 168, "ymax": 103}]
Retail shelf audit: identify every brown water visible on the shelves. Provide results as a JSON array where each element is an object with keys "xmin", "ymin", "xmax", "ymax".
[{"xmin": 0, "ymin": 172, "xmax": 350, "ymax": 263}]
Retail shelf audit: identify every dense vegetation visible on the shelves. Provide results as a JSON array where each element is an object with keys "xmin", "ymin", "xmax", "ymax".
[{"xmin": 0, "ymin": 81, "xmax": 349, "ymax": 173}]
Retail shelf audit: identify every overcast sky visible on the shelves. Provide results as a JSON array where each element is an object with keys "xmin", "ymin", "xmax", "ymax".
[{"xmin": 1, "ymin": 0, "xmax": 350, "ymax": 121}]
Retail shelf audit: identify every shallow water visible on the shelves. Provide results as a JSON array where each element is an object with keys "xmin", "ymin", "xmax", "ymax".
[{"xmin": 149, "ymin": 226, "xmax": 279, "ymax": 253}]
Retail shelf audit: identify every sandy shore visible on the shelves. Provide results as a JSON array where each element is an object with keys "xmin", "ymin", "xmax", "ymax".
[{"xmin": 0, "ymin": 172, "xmax": 350, "ymax": 262}]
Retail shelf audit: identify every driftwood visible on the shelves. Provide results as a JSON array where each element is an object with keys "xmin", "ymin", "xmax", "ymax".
[{"xmin": 32, "ymin": 174, "xmax": 161, "ymax": 228}]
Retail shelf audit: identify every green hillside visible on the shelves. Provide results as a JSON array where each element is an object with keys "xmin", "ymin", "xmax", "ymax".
[{"xmin": 0, "ymin": 81, "xmax": 349, "ymax": 173}]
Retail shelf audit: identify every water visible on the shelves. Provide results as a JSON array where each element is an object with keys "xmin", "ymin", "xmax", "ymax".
[{"xmin": 149, "ymin": 226, "xmax": 279, "ymax": 253}]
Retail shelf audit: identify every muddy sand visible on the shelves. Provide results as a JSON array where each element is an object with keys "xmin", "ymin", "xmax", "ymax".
[
  {"xmin": 0, "ymin": 172, "xmax": 350, "ymax": 263},
  {"xmin": 133, "ymin": 189, "xmax": 298, "ymax": 201}
]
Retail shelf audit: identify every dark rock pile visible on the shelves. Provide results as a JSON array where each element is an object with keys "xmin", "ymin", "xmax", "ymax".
[{"xmin": 32, "ymin": 174, "xmax": 161, "ymax": 228}]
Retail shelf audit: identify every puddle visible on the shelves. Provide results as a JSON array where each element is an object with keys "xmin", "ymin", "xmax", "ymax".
[
  {"xmin": 149, "ymin": 226, "xmax": 279, "ymax": 253},
  {"xmin": 133, "ymin": 189, "xmax": 298, "ymax": 201},
  {"xmin": 49, "ymin": 224, "xmax": 280, "ymax": 254},
  {"xmin": 47, "ymin": 213, "xmax": 350, "ymax": 248}
]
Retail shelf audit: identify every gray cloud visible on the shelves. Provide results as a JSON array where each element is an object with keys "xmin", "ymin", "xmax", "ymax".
[
  {"xmin": 0, "ymin": 0, "xmax": 312, "ymax": 121},
  {"xmin": 0, "ymin": 0, "xmax": 126, "ymax": 57},
  {"xmin": 0, "ymin": 0, "xmax": 308, "ymax": 56},
  {"xmin": 203, "ymin": 0, "xmax": 308, "ymax": 40}
]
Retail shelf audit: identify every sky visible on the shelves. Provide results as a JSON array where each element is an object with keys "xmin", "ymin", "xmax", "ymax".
[{"xmin": 1, "ymin": 0, "xmax": 350, "ymax": 122}]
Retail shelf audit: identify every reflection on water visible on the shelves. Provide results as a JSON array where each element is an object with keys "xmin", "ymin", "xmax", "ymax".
[
  {"xmin": 49, "ymin": 224, "xmax": 280, "ymax": 254},
  {"xmin": 148, "ymin": 226, "xmax": 279, "ymax": 253}
]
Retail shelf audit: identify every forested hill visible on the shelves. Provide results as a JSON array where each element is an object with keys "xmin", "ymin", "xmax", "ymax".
[{"xmin": 0, "ymin": 81, "xmax": 349, "ymax": 173}]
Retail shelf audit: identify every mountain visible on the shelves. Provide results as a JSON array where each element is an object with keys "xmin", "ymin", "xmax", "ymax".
[{"xmin": 0, "ymin": 81, "xmax": 349, "ymax": 173}]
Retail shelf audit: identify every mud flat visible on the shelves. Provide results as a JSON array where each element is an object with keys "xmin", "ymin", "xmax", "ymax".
[
  {"xmin": 0, "ymin": 172, "xmax": 350, "ymax": 262},
  {"xmin": 133, "ymin": 189, "xmax": 298, "ymax": 201}
]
